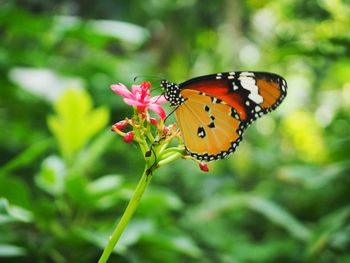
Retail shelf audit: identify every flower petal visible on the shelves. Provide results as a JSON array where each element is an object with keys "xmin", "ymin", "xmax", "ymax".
[
  {"xmin": 123, "ymin": 98, "xmax": 144, "ymax": 107},
  {"xmin": 131, "ymin": 84, "xmax": 141, "ymax": 94},
  {"xmin": 111, "ymin": 83, "xmax": 134, "ymax": 99},
  {"xmin": 148, "ymin": 104, "xmax": 166, "ymax": 120},
  {"xmin": 150, "ymin": 95, "xmax": 168, "ymax": 104}
]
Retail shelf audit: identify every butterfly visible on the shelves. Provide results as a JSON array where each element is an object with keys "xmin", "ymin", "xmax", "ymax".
[{"xmin": 161, "ymin": 71, "xmax": 287, "ymax": 162}]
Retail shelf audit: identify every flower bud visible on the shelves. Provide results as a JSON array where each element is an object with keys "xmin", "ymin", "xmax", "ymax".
[
  {"xmin": 199, "ymin": 162, "xmax": 209, "ymax": 172},
  {"xmin": 124, "ymin": 131, "xmax": 134, "ymax": 143},
  {"xmin": 149, "ymin": 117, "xmax": 158, "ymax": 126},
  {"xmin": 112, "ymin": 120, "xmax": 128, "ymax": 131},
  {"xmin": 163, "ymin": 126, "xmax": 170, "ymax": 135}
]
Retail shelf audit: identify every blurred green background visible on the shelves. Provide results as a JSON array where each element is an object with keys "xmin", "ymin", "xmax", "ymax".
[{"xmin": 1, "ymin": 0, "xmax": 350, "ymax": 262}]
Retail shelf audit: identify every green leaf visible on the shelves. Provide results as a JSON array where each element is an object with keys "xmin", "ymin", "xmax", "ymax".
[
  {"xmin": 73, "ymin": 130, "xmax": 115, "ymax": 174},
  {"xmin": 35, "ymin": 155, "xmax": 66, "ymax": 196},
  {"xmin": 0, "ymin": 139, "xmax": 52, "ymax": 175},
  {"xmin": 47, "ymin": 88, "xmax": 109, "ymax": 162},
  {"xmin": 142, "ymin": 232, "xmax": 202, "ymax": 258},
  {"xmin": 190, "ymin": 194, "xmax": 311, "ymax": 242},
  {"xmin": 308, "ymin": 206, "xmax": 350, "ymax": 256},
  {"xmin": 64, "ymin": 174, "xmax": 91, "ymax": 209},
  {"xmin": 0, "ymin": 198, "xmax": 33, "ymax": 224},
  {"xmin": 138, "ymin": 187, "xmax": 184, "ymax": 215},
  {"xmin": 278, "ymin": 161, "xmax": 349, "ymax": 188},
  {"xmin": 167, "ymin": 235, "xmax": 201, "ymax": 258},
  {"xmin": 0, "ymin": 175, "xmax": 32, "ymax": 209},
  {"xmin": 245, "ymin": 195, "xmax": 311, "ymax": 242},
  {"xmin": 86, "ymin": 174, "xmax": 125, "ymax": 209},
  {"xmin": 88, "ymin": 175, "xmax": 124, "ymax": 195},
  {"xmin": 88, "ymin": 19, "xmax": 149, "ymax": 47},
  {"xmin": 0, "ymin": 244, "xmax": 26, "ymax": 257},
  {"xmin": 116, "ymin": 220, "xmax": 155, "ymax": 253},
  {"xmin": 75, "ymin": 219, "xmax": 155, "ymax": 254}
]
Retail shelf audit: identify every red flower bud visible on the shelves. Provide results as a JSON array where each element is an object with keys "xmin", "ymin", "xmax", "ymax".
[
  {"xmin": 123, "ymin": 131, "xmax": 134, "ymax": 143},
  {"xmin": 199, "ymin": 162, "xmax": 209, "ymax": 172},
  {"xmin": 163, "ymin": 126, "xmax": 170, "ymax": 135},
  {"xmin": 112, "ymin": 120, "xmax": 128, "ymax": 131},
  {"xmin": 149, "ymin": 117, "xmax": 158, "ymax": 126}
]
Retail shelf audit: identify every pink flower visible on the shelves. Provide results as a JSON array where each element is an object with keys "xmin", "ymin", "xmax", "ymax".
[{"xmin": 111, "ymin": 81, "xmax": 167, "ymax": 120}]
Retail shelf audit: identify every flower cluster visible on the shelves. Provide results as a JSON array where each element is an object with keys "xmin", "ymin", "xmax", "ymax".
[
  {"xmin": 111, "ymin": 81, "xmax": 167, "ymax": 119},
  {"xmin": 110, "ymin": 81, "xmax": 209, "ymax": 172},
  {"xmin": 99, "ymin": 80, "xmax": 209, "ymax": 263}
]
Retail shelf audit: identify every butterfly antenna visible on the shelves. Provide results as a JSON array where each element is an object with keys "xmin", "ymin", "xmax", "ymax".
[
  {"xmin": 164, "ymin": 105, "xmax": 179, "ymax": 123},
  {"xmin": 151, "ymin": 89, "xmax": 167, "ymax": 105},
  {"xmin": 151, "ymin": 86, "xmax": 162, "ymax": 93},
  {"xmin": 133, "ymin": 75, "xmax": 163, "ymax": 83}
]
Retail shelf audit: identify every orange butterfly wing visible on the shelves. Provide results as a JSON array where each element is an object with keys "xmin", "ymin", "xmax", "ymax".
[
  {"xmin": 163, "ymin": 71, "xmax": 287, "ymax": 161},
  {"xmin": 175, "ymin": 89, "xmax": 243, "ymax": 161}
]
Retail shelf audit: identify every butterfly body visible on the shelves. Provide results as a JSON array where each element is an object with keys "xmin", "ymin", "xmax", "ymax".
[{"xmin": 161, "ymin": 71, "xmax": 287, "ymax": 161}]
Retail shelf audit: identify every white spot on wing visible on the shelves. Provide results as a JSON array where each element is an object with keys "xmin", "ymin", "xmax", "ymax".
[
  {"xmin": 239, "ymin": 73, "xmax": 263, "ymax": 104},
  {"xmin": 240, "ymin": 71, "xmax": 255, "ymax": 77},
  {"xmin": 232, "ymin": 83, "xmax": 238, "ymax": 90}
]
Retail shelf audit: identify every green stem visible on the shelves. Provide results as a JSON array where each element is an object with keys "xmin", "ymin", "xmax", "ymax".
[
  {"xmin": 158, "ymin": 152, "xmax": 183, "ymax": 167},
  {"xmin": 98, "ymin": 166, "xmax": 153, "ymax": 263}
]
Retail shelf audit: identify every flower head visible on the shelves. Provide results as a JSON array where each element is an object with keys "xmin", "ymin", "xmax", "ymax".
[
  {"xmin": 111, "ymin": 81, "xmax": 167, "ymax": 119},
  {"xmin": 110, "ymin": 80, "xmax": 203, "ymax": 172}
]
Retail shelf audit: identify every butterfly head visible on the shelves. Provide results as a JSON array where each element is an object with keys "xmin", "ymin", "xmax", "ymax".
[{"xmin": 161, "ymin": 80, "xmax": 185, "ymax": 107}]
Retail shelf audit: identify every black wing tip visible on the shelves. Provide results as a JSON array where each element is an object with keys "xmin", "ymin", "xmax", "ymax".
[{"xmin": 180, "ymin": 71, "xmax": 287, "ymax": 86}]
